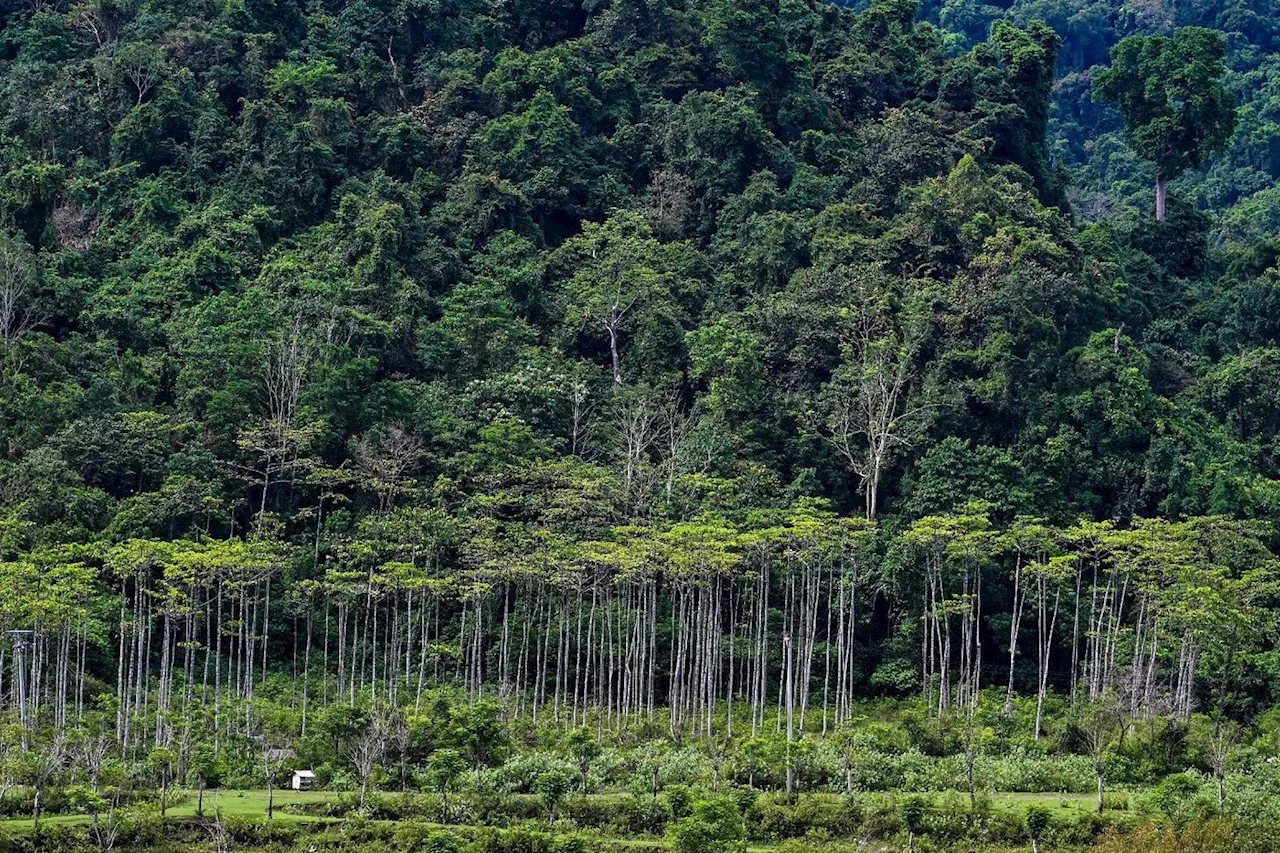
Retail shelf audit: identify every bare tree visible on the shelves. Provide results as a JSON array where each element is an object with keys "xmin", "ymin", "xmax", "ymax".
[
  {"xmin": 595, "ymin": 261, "xmax": 637, "ymax": 389},
  {"xmin": 0, "ymin": 740, "xmax": 14, "ymax": 809},
  {"xmin": 1207, "ymin": 721, "xmax": 1237, "ymax": 809},
  {"xmin": 568, "ymin": 379, "xmax": 594, "ymax": 457},
  {"xmin": 52, "ymin": 200, "xmax": 98, "ymax": 251},
  {"xmin": 563, "ymin": 214, "xmax": 666, "ymax": 388},
  {"xmin": 115, "ymin": 42, "xmax": 165, "ymax": 105},
  {"xmin": 353, "ymin": 424, "xmax": 423, "ymax": 510},
  {"xmin": 609, "ymin": 388, "xmax": 661, "ymax": 510},
  {"xmin": 348, "ymin": 727, "xmax": 386, "ymax": 809},
  {"xmin": 641, "ymin": 170, "xmax": 693, "ymax": 239},
  {"xmin": 30, "ymin": 733, "xmax": 68, "ymax": 835},
  {"xmin": 1075, "ymin": 698, "xmax": 1123, "ymax": 814},
  {"xmin": 659, "ymin": 389, "xmax": 696, "ymax": 499},
  {"xmin": 388, "ymin": 709, "xmax": 411, "ymax": 791},
  {"xmin": 819, "ymin": 268, "xmax": 936, "ymax": 520},
  {"xmin": 0, "ymin": 235, "xmax": 40, "ymax": 371},
  {"xmin": 236, "ymin": 319, "xmax": 317, "ymax": 517},
  {"xmin": 76, "ymin": 730, "xmax": 110, "ymax": 792},
  {"xmin": 199, "ymin": 808, "xmax": 231, "ymax": 853},
  {"xmin": 262, "ymin": 744, "xmax": 291, "ymax": 819},
  {"xmin": 70, "ymin": 1, "xmax": 123, "ymax": 48},
  {"xmin": 91, "ymin": 805, "xmax": 123, "ymax": 853}
]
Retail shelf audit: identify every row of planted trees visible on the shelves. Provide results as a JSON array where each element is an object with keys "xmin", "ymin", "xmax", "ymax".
[{"xmin": 1, "ymin": 503, "xmax": 1275, "ymax": 771}]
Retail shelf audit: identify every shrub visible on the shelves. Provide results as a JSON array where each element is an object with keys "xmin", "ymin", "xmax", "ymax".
[
  {"xmin": 669, "ymin": 796, "xmax": 746, "ymax": 853},
  {"xmin": 663, "ymin": 784, "xmax": 693, "ymax": 819},
  {"xmin": 493, "ymin": 754, "xmax": 578, "ymax": 795},
  {"xmin": 616, "ymin": 792, "xmax": 670, "ymax": 835},
  {"xmin": 564, "ymin": 796, "xmax": 619, "ymax": 829},
  {"xmin": 425, "ymin": 830, "xmax": 465, "ymax": 853},
  {"xmin": 657, "ymin": 747, "xmax": 712, "ymax": 787},
  {"xmin": 470, "ymin": 826, "xmax": 556, "ymax": 853},
  {"xmin": 535, "ymin": 768, "xmax": 576, "ymax": 821}
]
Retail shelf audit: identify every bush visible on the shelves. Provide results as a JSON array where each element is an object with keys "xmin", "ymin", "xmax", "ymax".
[
  {"xmin": 425, "ymin": 830, "xmax": 465, "ymax": 853},
  {"xmin": 669, "ymin": 796, "xmax": 746, "ymax": 853},
  {"xmin": 749, "ymin": 795, "xmax": 856, "ymax": 841},
  {"xmin": 564, "ymin": 796, "xmax": 621, "ymax": 829},
  {"xmin": 979, "ymin": 752, "xmax": 1096, "ymax": 793},
  {"xmin": 657, "ymin": 748, "xmax": 713, "ymax": 787},
  {"xmin": 615, "ymin": 792, "xmax": 671, "ymax": 835},
  {"xmin": 1103, "ymin": 792, "xmax": 1131, "ymax": 811},
  {"xmin": 214, "ymin": 815, "xmax": 302, "ymax": 845},
  {"xmin": 470, "ymin": 826, "xmax": 556, "ymax": 853},
  {"xmin": 663, "ymin": 785, "xmax": 693, "ymax": 819},
  {"xmin": 493, "ymin": 754, "xmax": 578, "ymax": 795}
]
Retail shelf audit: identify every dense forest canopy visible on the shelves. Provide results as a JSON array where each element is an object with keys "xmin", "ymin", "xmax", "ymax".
[{"xmin": 0, "ymin": 0, "xmax": 1279, "ymax": 847}]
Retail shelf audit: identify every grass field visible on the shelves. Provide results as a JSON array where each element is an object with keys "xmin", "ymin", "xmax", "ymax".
[{"xmin": 0, "ymin": 786, "xmax": 1128, "ymax": 829}]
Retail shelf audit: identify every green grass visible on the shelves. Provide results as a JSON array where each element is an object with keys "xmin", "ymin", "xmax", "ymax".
[
  {"xmin": 167, "ymin": 787, "xmax": 335, "ymax": 819},
  {"xmin": 0, "ymin": 786, "xmax": 1133, "ymax": 841},
  {"xmin": 0, "ymin": 788, "xmax": 335, "ymax": 831},
  {"xmin": 990, "ymin": 791, "xmax": 1110, "ymax": 815}
]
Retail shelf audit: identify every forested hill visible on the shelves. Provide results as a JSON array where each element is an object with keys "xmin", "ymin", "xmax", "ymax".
[
  {"xmin": 1, "ymin": 0, "xmax": 1280, "ymax": 751},
  {"xmin": 922, "ymin": 0, "xmax": 1280, "ymax": 235}
]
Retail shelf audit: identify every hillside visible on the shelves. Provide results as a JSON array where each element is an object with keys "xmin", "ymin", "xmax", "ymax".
[{"xmin": 0, "ymin": 0, "xmax": 1278, "ymax": 849}]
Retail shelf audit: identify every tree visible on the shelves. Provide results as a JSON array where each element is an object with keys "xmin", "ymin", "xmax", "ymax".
[
  {"xmin": 425, "ymin": 749, "xmax": 467, "ymax": 823},
  {"xmin": 190, "ymin": 744, "xmax": 219, "ymax": 817},
  {"xmin": 0, "ymin": 231, "xmax": 39, "ymax": 371},
  {"xmin": 900, "ymin": 795, "xmax": 926, "ymax": 853},
  {"xmin": 147, "ymin": 747, "xmax": 176, "ymax": 819},
  {"xmin": 556, "ymin": 211, "xmax": 691, "ymax": 388},
  {"xmin": 535, "ymin": 767, "xmax": 575, "ymax": 822},
  {"xmin": 26, "ymin": 734, "xmax": 66, "ymax": 836},
  {"xmin": 822, "ymin": 270, "xmax": 934, "ymax": 520},
  {"xmin": 348, "ymin": 727, "xmax": 385, "ymax": 809},
  {"xmin": 668, "ymin": 796, "xmax": 746, "ymax": 853},
  {"xmin": 450, "ymin": 701, "xmax": 509, "ymax": 789},
  {"xmin": 1025, "ymin": 805, "xmax": 1051, "ymax": 853},
  {"xmin": 67, "ymin": 784, "xmax": 117, "ymax": 853},
  {"xmin": 1093, "ymin": 28, "xmax": 1237, "ymax": 221},
  {"xmin": 567, "ymin": 727, "xmax": 601, "ymax": 794}
]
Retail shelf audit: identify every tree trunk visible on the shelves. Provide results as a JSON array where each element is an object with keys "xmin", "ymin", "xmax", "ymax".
[
  {"xmin": 608, "ymin": 317, "xmax": 622, "ymax": 387},
  {"xmin": 1156, "ymin": 177, "xmax": 1167, "ymax": 222},
  {"xmin": 784, "ymin": 632, "xmax": 795, "ymax": 802}
]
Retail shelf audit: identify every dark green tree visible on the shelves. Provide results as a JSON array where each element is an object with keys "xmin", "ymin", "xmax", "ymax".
[{"xmin": 1093, "ymin": 28, "xmax": 1237, "ymax": 221}]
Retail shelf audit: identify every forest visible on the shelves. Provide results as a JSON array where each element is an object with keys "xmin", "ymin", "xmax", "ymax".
[{"xmin": 0, "ymin": 0, "xmax": 1278, "ymax": 848}]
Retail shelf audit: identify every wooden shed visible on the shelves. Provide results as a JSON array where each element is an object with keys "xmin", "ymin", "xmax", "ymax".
[{"xmin": 291, "ymin": 770, "xmax": 316, "ymax": 791}]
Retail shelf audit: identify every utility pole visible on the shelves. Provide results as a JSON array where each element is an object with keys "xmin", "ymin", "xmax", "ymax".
[{"xmin": 9, "ymin": 630, "xmax": 33, "ymax": 748}]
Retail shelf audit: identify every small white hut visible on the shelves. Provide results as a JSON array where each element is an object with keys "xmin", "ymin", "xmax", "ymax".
[{"xmin": 291, "ymin": 769, "xmax": 316, "ymax": 791}]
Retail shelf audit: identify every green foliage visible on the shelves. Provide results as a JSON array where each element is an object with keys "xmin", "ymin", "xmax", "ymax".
[
  {"xmin": 900, "ymin": 794, "xmax": 927, "ymax": 835},
  {"xmin": 1025, "ymin": 803, "xmax": 1052, "ymax": 839},
  {"xmin": 535, "ymin": 767, "xmax": 576, "ymax": 821},
  {"xmin": 1094, "ymin": 29, "xmax": 1237, "ymax": 182},
  {"xmin": 668, "ymin": 795, "xmax": 746, "ymax": 853},
  {"xmin": 0, "ymin": 4, "xmax": 1275, "ymax": 853}
]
